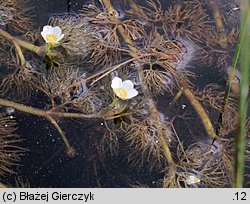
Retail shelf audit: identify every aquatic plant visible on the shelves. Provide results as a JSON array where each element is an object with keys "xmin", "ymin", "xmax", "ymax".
[
  {"xmin": 131, "ymin": 27, "xmax": 193, "ymax": 95},
  {"xmin": 126, "ymin": 116, "xmax": 174, "ymax": 170},
  {"xmin": 0, "ymin": 0, "xmax": 36, "ymax": 34},
  {"xmin": 14, "ymin": 177, "xmax": 30, "ymax": 188},
  {"xmin": 0, "ymin": 0, "xmax": 246, "ymax": 188},
  {"xmin": 186, "ymin": 174, "xmax": 201, "ymax": 185},
  {"xmin": 0, "ymin": 37, "xmax": 13, "ymax": 65},
  {"xmin": 111, "ymin": 76, "xmax": 138, "ymax": 100},
  {"xmin": 39, "ymin": 68, "xmax": 104, "ymax": 114},
  {"xmin": 100, "ymin": 93, "xmax": 149, "ymax": 157},
  {"xmin": 164, "ymin": 4, "xmax": 211, "ymax": 43},
  {"xmin": 245, "ymin": 119, "xmax": 250, "ymax": 187},
  {"xmin": 194, "ymin": 84, "xmax": 238, "ymax": 136},
  {"xmin": 0, "ymin": 62, "xmax": 45, "ymax": 102},
  {"xmin": 80, "ymin": 3, "xmax": 145, "ymax": 66},
  {"xmin": 0, "ymin": 113, "xmax": 26, "ymax": 176},
  {"xmin": 235, "ymin": 0, "xmax": 250, "ymax": 187},
  {"xmin": 41, "ymin": 25, "xmax": 64, "ymax": 46},
  {"xmin": 174, "ymin": 141, "xmax": 233, "ymax": 187},
  {"xmin": 48, "ymin": 16, "xmax": 95, "ymax": 63}
]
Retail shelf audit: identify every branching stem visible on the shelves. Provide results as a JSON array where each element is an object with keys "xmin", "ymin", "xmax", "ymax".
[{"xmin": 102, "ymin": 0, "xmax": 174, "ymax": 166}]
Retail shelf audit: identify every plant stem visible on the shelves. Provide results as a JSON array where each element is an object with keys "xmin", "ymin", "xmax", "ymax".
[
  {"xmin": 0, "ymin": 98, "xmax": 103, "ymax": 119},
  {"xmin": 0, "ymin": 28, "xmax": 26, "ymax": 66},
  {"xmin": 45, "ymin": 44, "xmax": 51, "ymax": 54},
  {"xmin": 0, "ymin": 98, "xmax": 102, "ymax": 155},
  {"xmin": 12, "ymin": 39, "xmax": 26, "ymax": 66},
  {"xmin": 211, "ymin": 1, "xmax": 227, "ymax": 48},
  {"xmin": 216, "ymin": 6, "xmax": 249, "ymax": 136},
  {"xmin": 93, "ymin": 161, "xmax": 102, "ymax": 187},
  {"xmin": 0, "ymin": 94, "xmax": 130, "ymax": 155},
  {"xmin": 17, "ymin": 38, "xmax": 44, "ymax": 55},
  {"xmin": 102, "ymin": 0, "xmax": 138, "ymax": 55},
  {"xmin": 109, "ymin": 97, "xmax": 119, "ymax": 109},
  {"xmin": 0, "ymin": 28, "xmax": 44, "ymax": 56},
  {"xmin": 183, "ymin": 88, "xmax": 218, "ymax": 140},
  {"xmin": 88, "ymin": 54, "xmax": 148, "ymax": 85},
  {"xmin": 102, "ymin": 0, "xmax": 175, "ymax": 166},
  {"xmin": 46, "ymin": 116, "xmax": 75, "ymax": 157},
  {"xmin": 234, "ymin": 0, "xmax": 250, "ymax": 188}
]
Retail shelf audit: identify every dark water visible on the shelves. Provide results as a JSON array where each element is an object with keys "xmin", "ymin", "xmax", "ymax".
[{"xmin": 0, "ymin": 0, "xmax": 248, "ymax": 188}]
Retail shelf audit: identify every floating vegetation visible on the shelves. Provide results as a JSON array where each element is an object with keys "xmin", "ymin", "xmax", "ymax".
[
  {"xmin": 0, "ymin": 63, "xmax": 45, "ymax": 101},
  {"xmin": 0, "ymin": 0, "xmax": 36, "ymax": 34},
  {"xmin": 126, "ymin": 115, "xmax": 174, "ymax": 171},
  {"xmin": 175, "ymin": 141, "xmax": 233, "ymax": 187},
  {"xmin": 0, "ymin": 0, "xmax": 248, "ymax": 188},
  {"xmin": 0, "ymin": 113, "xmax": 26, "ymax": 176},
  {"xmin": 48, "ymin": 16, "xmax": 96, "ymax": 63}
]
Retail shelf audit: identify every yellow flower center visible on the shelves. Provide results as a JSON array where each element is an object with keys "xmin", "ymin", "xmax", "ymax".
[
  {"xmin": 116, "ymin": 88, "xmax": 128, "ymax": 99},
  {"xmin": 45, "ymin": 34, "xmax": 57, "ymax": 45},
  {"xmin": 193, "ymin": 177, "xmax": 200, "ymax": 183}
]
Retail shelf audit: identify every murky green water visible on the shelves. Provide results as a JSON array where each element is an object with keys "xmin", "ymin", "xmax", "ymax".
[{"xmin": 0, "ymin": 0, "xmax": 249, "ymax": 187}]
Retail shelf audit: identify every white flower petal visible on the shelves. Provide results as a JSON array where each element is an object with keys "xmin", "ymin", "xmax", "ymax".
[
  {"xmin": 113, "ymin": 89, "xmax": 122, "ymax": 98},
  {"xmin": 187, "ymin": 175, "xmax": 200, "ymax": 185},
  {"xmin": 111, "ymin": 77, "xmax": 138, "ymax": 100},
  {"xmin": 56, "ymin": 34, "xmax": 64, "ymax": 42},
  {"xmin": 41, "ymin": 25, "xmax": 64, "ymax": 44},
  {"xmin": 122, "ymin": 80, "xmax": 134, "ymax": 91},
  {"xmin": 41, "ymin": 31, "xmax": 47, "ymax": 42},
  {"xmin": 53, "ymin": 26, "xmax": 62, "ymax": 36},
  {"xmin": 43, "ymin": 25, "xmax": 53, "ymax": 32},
  {"xmin": 126, "ymin": 89, "xmax": 138, "ymax": 99},
  {"xmin": 111, "ymin": 77, "xmax": 122, "ymax": 89}
]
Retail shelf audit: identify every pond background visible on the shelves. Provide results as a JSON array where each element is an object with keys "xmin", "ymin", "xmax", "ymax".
[{"xmin": 1, "ymin": 0, "xmax": 247, "ymax": 187}]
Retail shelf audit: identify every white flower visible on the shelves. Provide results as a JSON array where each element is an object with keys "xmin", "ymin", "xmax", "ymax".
[
  {"xmin": 186, "ymin": 175, "xmax": 201, "ymax": 185},
  {"xmin": 41, "ymin": 25, "xmax": 64, "ymax": 45},
  {"xmin": 111, "ymin": 77, "xmax": 138, "ymax": 100}
]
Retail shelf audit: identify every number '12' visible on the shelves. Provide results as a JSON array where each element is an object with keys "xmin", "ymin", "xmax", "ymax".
[{"xmin": 235, "ymin": 192, "xmax": 247, "ymax": 200}]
